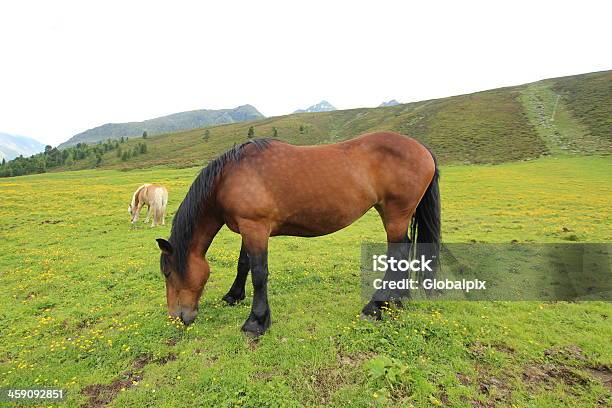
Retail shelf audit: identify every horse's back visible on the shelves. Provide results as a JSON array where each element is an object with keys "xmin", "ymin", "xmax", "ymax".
[
  {"xmin": 344, "ymin": 132, "xmax": 435, "ymax": 204},
  {"xmin": 140, "ymin": 184, "xmax": 168, "ymax": 207},
  {"xmin": 150, "ymin": 185, "xmax": 168, "ymax": 206},
  {"xmin": 218, "ymin": 132, "xmax": 435, "ymax": 236}
]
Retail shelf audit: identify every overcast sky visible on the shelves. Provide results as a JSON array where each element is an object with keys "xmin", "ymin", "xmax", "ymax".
[{"xmin": 1, "ymin": 0, "xmax": 610, "ymax": 146}]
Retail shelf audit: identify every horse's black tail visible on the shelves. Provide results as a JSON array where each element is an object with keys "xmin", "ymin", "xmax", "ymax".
[{"xmin": 409, "ymin": 151, "xmax": 441, "ymax": 287}]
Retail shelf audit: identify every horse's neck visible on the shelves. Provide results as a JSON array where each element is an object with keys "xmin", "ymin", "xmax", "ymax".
[
  {"xmin": 190, "ymin": 212, "xmax": 223, "ymax": 257},
  {"xmin": 136, "ymin": 186, "xmax": 148, "ymax": 206}
]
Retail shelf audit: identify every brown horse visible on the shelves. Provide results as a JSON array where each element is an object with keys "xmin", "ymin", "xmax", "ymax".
[{"xmin": 156, "ymin": 131, "xmax": 440, "ymax": 335}]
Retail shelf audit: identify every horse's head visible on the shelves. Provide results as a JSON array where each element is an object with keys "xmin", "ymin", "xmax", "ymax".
[
  {"xmin": 128, "ymin": 204, "xmax": 138, "ymax": 223},
  {"xmin": 156, "ymin": 238, "xmax": 210, "ymax": 325}
]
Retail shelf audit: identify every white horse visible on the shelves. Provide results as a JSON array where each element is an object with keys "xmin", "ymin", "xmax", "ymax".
[{"xmin": 128, "ymin": 184, "xmax": 168, "ymax": 227}]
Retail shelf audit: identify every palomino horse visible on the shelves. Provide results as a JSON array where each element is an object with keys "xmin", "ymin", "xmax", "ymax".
[
  {"xmin": 156, "ymin": 132, "xmax": 440, "ymax": 335},
  {"xmin": 129, "ymin": 184, "xmax": 168, "ymax": 227}
]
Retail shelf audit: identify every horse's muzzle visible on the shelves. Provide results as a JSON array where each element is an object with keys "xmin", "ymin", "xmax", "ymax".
[{"xmin": 179, "ymin": 308, "xmax": 197, "ymax": 326}]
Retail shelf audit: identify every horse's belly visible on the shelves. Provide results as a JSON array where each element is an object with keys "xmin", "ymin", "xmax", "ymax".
[{"xmin": 271, "ymin": 201, "xmax": 373, "ymax": 237}]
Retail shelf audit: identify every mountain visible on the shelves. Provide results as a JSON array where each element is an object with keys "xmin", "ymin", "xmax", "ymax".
[
  {"xmin": 58, "ymin": 105, "xmax": 264, "ymax": 149},
  {"xmin": 379, "ymin": 99, "xmax": 400, "ymax": 107},
  {"xmin": 0, "ymin": 133, "xmax": 45, "ymax": 160},
  {"xmin": 294, "ymin": 100, "xmax": 336, "ymax": 113}
]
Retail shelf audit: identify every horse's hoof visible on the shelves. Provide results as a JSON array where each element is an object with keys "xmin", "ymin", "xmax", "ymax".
[
  {"xmin": 360, "ymin": 313, "xmax": 378, "ymax": 322},
  {"xmin": 361, "ymin": 301, "xmax": 383, "ymax": 321},
  {"xmin": 222, "ymin": 292, "xmax": 244, "ymax": 306},
  {"xmin": 241, "ymin": 312, "xmax": 271, "ymax": 336},
  {"xmin": 242, "ymin": 328, "xmax": 262, "ymax": 338},
  {"xmin": 241, "ymin": 320, "xmax": 268, "ymax": 337}
]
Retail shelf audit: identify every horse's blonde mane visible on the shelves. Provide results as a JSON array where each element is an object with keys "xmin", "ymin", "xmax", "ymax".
[{"xmin": 131, "ymin": 183, "xmax": 151, "ymax": 208}]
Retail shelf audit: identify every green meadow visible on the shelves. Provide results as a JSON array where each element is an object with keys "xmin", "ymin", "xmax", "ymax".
[{"xmin": 1, "ymin": 155, "xmax": 610, "ymax": 407}]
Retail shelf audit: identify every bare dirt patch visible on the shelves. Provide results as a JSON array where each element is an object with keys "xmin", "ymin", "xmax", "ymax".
[
  {"xmin": 462, "ymin": 344, "xmax": 605, "ymax": 406},
  {"xmin": 542, "ymin": 344, "xmax": 610, "ymax": 391},
  {"xmin": 253, "ymin": 368, "xmax": 283, "ymax": 381},
  {"xmin": 81, "ymin": 353, "xmax": 177, "ymax": 407},
  {"xmin": 544, "ymin": 344, "xmax": 587, "ymax": 364},
  {"xmin": 523, "ymin": 363, "xmax": 589, "ymax": 391},
  {"xmin": 468, "ymin": 341, "xmax": 488, "ymax": 357},
  {"xmin": 586, "ymin": 365, "xmax": 612, "ymax": 391},
  {"xmin": 475, "ymin": 366, "xmax": 513, "ymax": 406},
  {"xmin": 165, "ymin": 337, "xmax": 178, "ymax": 346},
  {"xmin": 132, "ymin": 354, "xmax": 153, "ymax": 370},
  {"xmin": 456, "ymin": 372, "xmax": 471, "ymax": 386},
  {"xmin": 155, "ymin": 352, "xmax": 177, "ymax": 365},
  {"xmin": 492, "ymin": 343, "xmax": 515, "ymax": 354},
  {"xmin": 81, "ymin": 368, "xmax": 144, "ymax": 407},
  {"xmin": 41, "ymin": 219, "xmax": 62, "ymax": 224},
  {"xmin": 307, "ymin": 364, "xmax": 348, "ymax": 405},
  {"xmin": 338, "ymin": 351, "xmax": 374, "ymax": 367},
  {"xmin": 76, "ymin": 317, "xmax": 101, "ymax": 330},
  {"xmin": 245, "ymin": 336, "xmax": 260, "ymax": 351}
]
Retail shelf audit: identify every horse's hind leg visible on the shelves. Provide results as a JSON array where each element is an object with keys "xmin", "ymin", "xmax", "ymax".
[
  {"xmin": 144, "ymin": 205, "xmax": 151, "ymax": 223},
  {"xmin": 362, "ymin": 204, "xmax": 412, "ymax": 320},
  {"xmin": 222, "ymin": 242, "xmax": 249, "ymax": 305},
  {"xmin": 151, "ymin": 206, "xmax": 159, "ymax": 227}
]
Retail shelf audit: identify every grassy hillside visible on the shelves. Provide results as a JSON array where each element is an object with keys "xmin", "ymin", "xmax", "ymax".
[
  {"xmin": 552, "ymin": 71, "xmax": 612, "ymax": 151},
  {"xmin": 51, "ymin": 70, "xmax": 610, "ymax": 173},
  {"xmin": 1, "ymin": 157, "xmax": 610, "ymax": 406},
  {"xmin": 2, "ymin": 70, "xmax": 609, "ymax": 178},
  {"xmin": 519, "ymin": 71, "xmax": 612, "ymax": 156}
]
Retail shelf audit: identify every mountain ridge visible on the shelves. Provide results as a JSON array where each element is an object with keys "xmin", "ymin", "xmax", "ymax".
[
  {"xmin": 0, "ymin": 132, "xmax": 45, "ymax": 160},
  {"xmin": 294, "ymin": 100, "xmax": 336, "ymax": 113},
  {"xmin": 58, "ymin": 104, "xmax": 264, "ymax": 149},
  {"xmin": 379, "ymin": 99, "xmax": 400, "ymax": 107}
]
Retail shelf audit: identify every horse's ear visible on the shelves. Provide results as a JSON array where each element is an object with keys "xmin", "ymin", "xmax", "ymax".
[{"xmin": 156, "ymin": 238, "xmax": 173, "ymax": 255}]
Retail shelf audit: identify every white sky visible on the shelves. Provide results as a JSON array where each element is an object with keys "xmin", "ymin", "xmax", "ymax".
[{"xmin": 1, "ymin": 0, "xmax": 610, "ymax": 146}]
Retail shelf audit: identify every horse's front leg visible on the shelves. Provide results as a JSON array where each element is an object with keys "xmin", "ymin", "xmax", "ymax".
[
  {"xmin": 242, "ymin": 251, "xmax": 270, "ymax": 335},
  {"xmin": 240, "ymin": 226, "xmax": 271, "ymax": 336},
  {"xmin": 222, "ymin": 243, "xmax": 249, "ymax": 305},
  {"xmin": 131, "ymin": 203, "xmax": 144, "ymax": 223}
]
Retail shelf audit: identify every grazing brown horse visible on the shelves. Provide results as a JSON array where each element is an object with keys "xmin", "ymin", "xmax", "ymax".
[{"xmin": 156, "ymin": 131, "xmax": 440, "ymax": 336}]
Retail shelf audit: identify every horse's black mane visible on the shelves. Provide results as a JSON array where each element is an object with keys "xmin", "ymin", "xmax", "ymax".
[{"xmin": 166, "ymin": 138, "xmax": 273, "ymax": 276}]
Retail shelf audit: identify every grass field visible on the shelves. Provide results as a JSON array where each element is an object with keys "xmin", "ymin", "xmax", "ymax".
[{"xmin": 1, "ymin": 155, "xmax": 610, "ymax": 407}]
